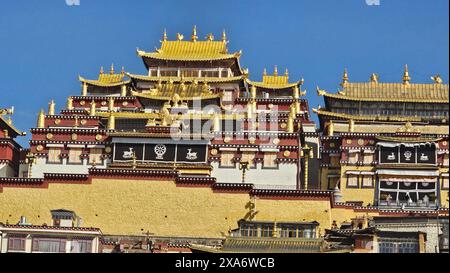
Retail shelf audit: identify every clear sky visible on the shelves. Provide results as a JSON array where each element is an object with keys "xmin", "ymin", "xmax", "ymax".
[{"xmin": 0, "ymin": 0, "xmax": 448, "ymax": 146}]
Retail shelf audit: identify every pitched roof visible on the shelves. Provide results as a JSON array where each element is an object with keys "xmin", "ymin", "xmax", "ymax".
[
  {"xmin": 137, "ymin": 40, "xmax": 241, "ymax": 61},
  {"xmin": 0, "ymin": 115, "xmax": 24, "ymax": 138},
  {"xmin": 318, "ymin": 82, "xmax": 449, "ymax": 103},
  {"xmin": 79, "ymin": 66, "xmax": 130, "ymax": 87},
  {"xmin": 127, "ymin": 73, "xmax": 245, "ymax": 84},
  {"xmin": 247, "ymin": 68, "xmax": 303, "ymax": 90},
  {"xmin": 191, "ymin": 237, "xmax": 325, "ymax": 253}
]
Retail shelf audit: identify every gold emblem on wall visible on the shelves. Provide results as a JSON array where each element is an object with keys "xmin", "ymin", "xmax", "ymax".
[
  {"xmin": 80, "ymin": 119, "xmax": 87, "ymax": 125},
  {"xmin": 283, "ymin": 150, "xmax": 291, "ymax": 157},
  {"xmin": 330, "ymin": 143, "xmax": 335, "ymax": 148},
  {"xmin": 280, "ymin": 123, "xmax": 287, "ymax": 129},
  {"xmin": 95, "ymin": 134, "xmax": 103, "ymax": 141},
  {"xmin": 224, "ymin": 137, "xmax": 231, "ymax": 143},
  {"xmin": 248, "ymin": 137, "xmax": 256, "ymax": 144},
  {"xmin": 273, "ymin": 138, "xmax": 280, "ymax": 145},
  {"xmin": 357, "ymin": 139, "xmax": 364, "ymax": 145},
  {"xmin": 36, "ymin": 145, "xmax": 44, "ymax": 152},
  {"xmin": 80, "ymin": 100, "xmax": 86, "ymax": 106},
  {"xmin": 268, "ymin": 104, "xmax": 274, "ymax": 109},
  {"xmin": 122, "ymin": 101, "xmax": 129, "ymax": 106},
  {"xmin": 442, "ymin": 141, "xmax": 448, "ymax": 146},
  {"xmin": 105, "ymin": 147, "xmax": 112, "ymax": 154},
  {"xmin": 101, "ymin": 101, "xmax": 107, "ymax": 106},
  {"xmin": 54, "ymin": 119, "xmax": 61, "ymax": 125},
  {"xmin": 71, "ymin": 133, "xmax": 78, "ymax": 141},
  {"xmin": 346, "ymin": 139, "xmax": 352, "ymax": 145},
  {"xmin": 46, "ymin": 133, "xmax": 53, "ymax": 140},
  {"xmin": 210, "ymin": 149, "xmax": 218, "ymax": 156}
]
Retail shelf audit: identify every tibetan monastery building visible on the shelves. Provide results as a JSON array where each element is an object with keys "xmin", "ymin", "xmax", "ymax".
[
  {"xmin": 0, "ymin": 29, "xmax": 448, "ymax": 241},
  {"xmin": 315, "ymin": 67, "xmax": 449, "ymax": 210}
]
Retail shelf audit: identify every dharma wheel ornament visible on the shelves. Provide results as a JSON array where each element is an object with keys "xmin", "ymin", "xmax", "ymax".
[
  {"xmin": 105, "ymin": 147, "xmax": 112, "ymax": 154},
  {"xmin": 36, "ymin": 145, "xmax": 44, "ymax": 152},
  {"xmin": 71, "ymin": 133, "xmax": 78, "ymax": 141},
  {"xmin": 46, "ymin": 133, "xmax": 53, "ymax": 140},
  {"xmin": 95, "ymin": 134, "xmax": 103, "ymax": 141},
  {"xmin": 283, "ymin": 150, "xmax": 291, "ymax": 157},
  {"xmin": 210, "ymin": 149, "xmax": 218, "ymax": 156}
]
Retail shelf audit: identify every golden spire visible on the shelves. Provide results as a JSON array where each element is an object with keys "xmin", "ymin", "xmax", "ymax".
[
  {"xmin": 37, "ymin": 109, "xmax": 45, "ymax": 128},
  {"xmin": 176, "ymin": 33, "xmax": 184, "ymax": 41},
  {"xmin": 67, "ymin": 97, "xmax": 74, "ymax": 110},
  {"xmin": 48, "ymin": 100, "xmax": 55, "ymax": 116},
  {"xmin": 272, "ymin": 220, "xmax": 279, "ymax": 238},
  {"xmin": 403, "ymin": 64, "xmax": 411, "ymax": 84},
  {"xmin": 110, "ymin": 63, "xmax": 115, "ymax": 75},
  {"xmin": 162, "ymin": 28, "xmax": 168, "ymax": 41},
  {"xmin": 100, "ymin": 66, "xmax": 104, "ymax": 75},
  {"xmin": 285, "ymin": 68, "xmax": 289, "ymax": 77},
  {"xmin": 263, "ymin": 68, "xmax": 267, "ymax": 76},
  {"xmin": 370, "ymin": 73, "xmax": 378, "ymax": 83},
  {"xmin": 90, "ymin": 100, "xmax": 96, "ymax": 116},
  {"xmin": 341, "ymin": 68, "xmax": 349, "ymax": 86},
  {"xmin": 274, "ymin": 65, "xmax": 278, "ymax": 76},
  {"xmin": 222, "ymin": 29, "xmax": 227, "ymax": 42},
  {"xmin": 121, "ymin": 66, "xmax": 125, "ymax": 75},
  {"xmin": 191, "ymin": 25, "xmax": 198, "ymax": 42}
]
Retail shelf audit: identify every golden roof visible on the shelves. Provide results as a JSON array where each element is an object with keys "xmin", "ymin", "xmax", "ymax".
[
  {"xmin": 318, "ymin": 69, "xmax": 448, "ymax": 103},
  {"xmin": 126, "ymin": 73, "xmax": 245, "ymax": 83},
  {"xmin": 313, "ymin": 108, "xmax": 423, "ymax": 122},
  {"xmin": 137, "ymin": 39, "xmax": 240, "ymax": 61},
  {"xmin": 79, "ymin": 65, "xmax": 130, "ymax": 87},
  {"xmin": 131, "ymin": 82, "xmax": 221, "ymax": 101},
  {"xmin": 248, "ymin": 67, "xmax": 303, "ymax": 89},
  {"xmin": 0, "ymin": 108, "xmax": 24, "ymax": 137}
]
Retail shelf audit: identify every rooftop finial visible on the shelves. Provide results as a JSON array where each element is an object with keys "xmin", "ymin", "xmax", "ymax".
[
  {"xmin": 341, "ymin": 68, "xmax": 349, "ymax": 85},
  {"xmin": 162, "ymin": 28, "xmax": 168, "ymax": 41},
  {"xmin": 176, "ymin": 33, "xmax": 184, "ymax": 41},
  {"xmin": 206, "ymin": 33, "xmax": 214, "ymax": 41},
  {"xmin": 431, "ymin": 74, "xmax": 443, "ymax": 84},
  {"xmin": 370, "ymin": 73, "xmax": 378, "ymax": 83},
  {"xmin": 110, "ymin": 63, "xmax": 115, "ymax": 75},
  {"xmin": 100, "ymin": 66, "xmax": 104, "ymax": 75},
  {"xmin": 222, "ymin": 29, "xmax": 227, "ymax": 42},
  {"xmin": 285, "ymin": 68, "xmax": 289, "ymax": 77},
  {"xmin": 121, "ymin": 66, "xmax": 125, "ymax": 75},
  {"xmin": 191, "ymin": 25, "xmax": 198, "ymax": 42},
  {"xmin": 263, "ymin": 68, "xmax": 267, "ymax": 76},
  {"xmin": 274, "ymin": 65, "xmax": 278, "ymax": 76},
  {"xmin": 403, "ymin": 64, "xmax": 411, "ymax": 84}
]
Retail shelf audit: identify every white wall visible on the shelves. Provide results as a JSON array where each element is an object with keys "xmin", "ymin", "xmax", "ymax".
[
  {"xmin": 211, "ymin": 162, "xmax": 298, "ymax": 189},
  {"xmin": 30, "ymin": 157, "xmax": 108, "ymax": 178}
]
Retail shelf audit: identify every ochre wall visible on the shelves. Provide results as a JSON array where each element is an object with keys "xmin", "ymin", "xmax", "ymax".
[{"xmin": 0, "ymin": 177, "xmax": 333, "ymax": 238}]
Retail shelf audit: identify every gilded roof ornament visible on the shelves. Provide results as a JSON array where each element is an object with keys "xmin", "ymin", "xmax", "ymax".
[
  {"xmin": 100, "ymin": 66, "xmax": 104, "ymax": 75},
  {"xmin": 370, "ymin": 73, "xmax": 379, "ymax": 83},
  {"xmin": 284, "ymin": 68, "xmax": 289, "ymax": 77},
  {"xmin": 403, "ymin": 64, "xmax": 411, "ymax": 85},
  {"xmin": 263, "ymin": 68, "xmax": 267, "ymax": 76},
  {"xmin": 176, "ymin": 33, "xmax": 184, "ymax": 41},
  {"xmin": 396, "ymin": 122, "xmax": 420, "ymax": 134},
  {"xmin": 431, "ymin": 75, "xmax": 443, "ymax": 84},
  {"xmin": 274, "ymin": 65, "xmax": 278, "ymax": 76},
  {"xmin": 191, "ymin": 25, "xmax": 198, "ymax": 42},
  {"xmin": 206, "ymin": 33, "xmax": 214, "ymax": 41},
  {"xmin": 341, "ymin": 68, "xmax": 349, "ymax": 86},
  {"xmin": 110, "ymin": 63, "xmax": 115, "ymax": 75},
  {"xmin": 162, "ymin": 29, "xmax": 168, "ymax": 42},
  {"xmin": 222, "ymin": 29, "xmax": 227, "ymax": 43}
]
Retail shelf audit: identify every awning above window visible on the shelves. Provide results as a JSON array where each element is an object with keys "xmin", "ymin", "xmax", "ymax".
[{"xmin": 377, "ymin": 169, "xmax": 439, "ymax": 177}]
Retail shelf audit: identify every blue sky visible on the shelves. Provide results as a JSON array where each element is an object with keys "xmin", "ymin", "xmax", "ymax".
[{"xmin": 0, "ymin": 0, "xmax": 448, "ymax": 146}]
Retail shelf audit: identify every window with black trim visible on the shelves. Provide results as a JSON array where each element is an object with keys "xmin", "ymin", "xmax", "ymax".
[{"xmin": 346, "ymin": 175, "xmax": 359, "ymax": 188}]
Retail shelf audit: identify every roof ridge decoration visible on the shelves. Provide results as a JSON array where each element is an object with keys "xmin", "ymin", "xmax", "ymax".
[
  {"xmin": 316, "ymin": 66, "xmax": 449, "ymax": 103},
  {"xmin": 247, "ymin": 66, "xmax": 304, "ymax": 90},
  {"xmin": 78, "ymin": 65, "xmax": 130, "ymax": 87},
  {"xmin": 136, "ymin": 27, "xmax": 242, "ymax": 61},
  {"xmin": 0, "ymin": 106, "xmax": 25, "ymax": 137}
]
